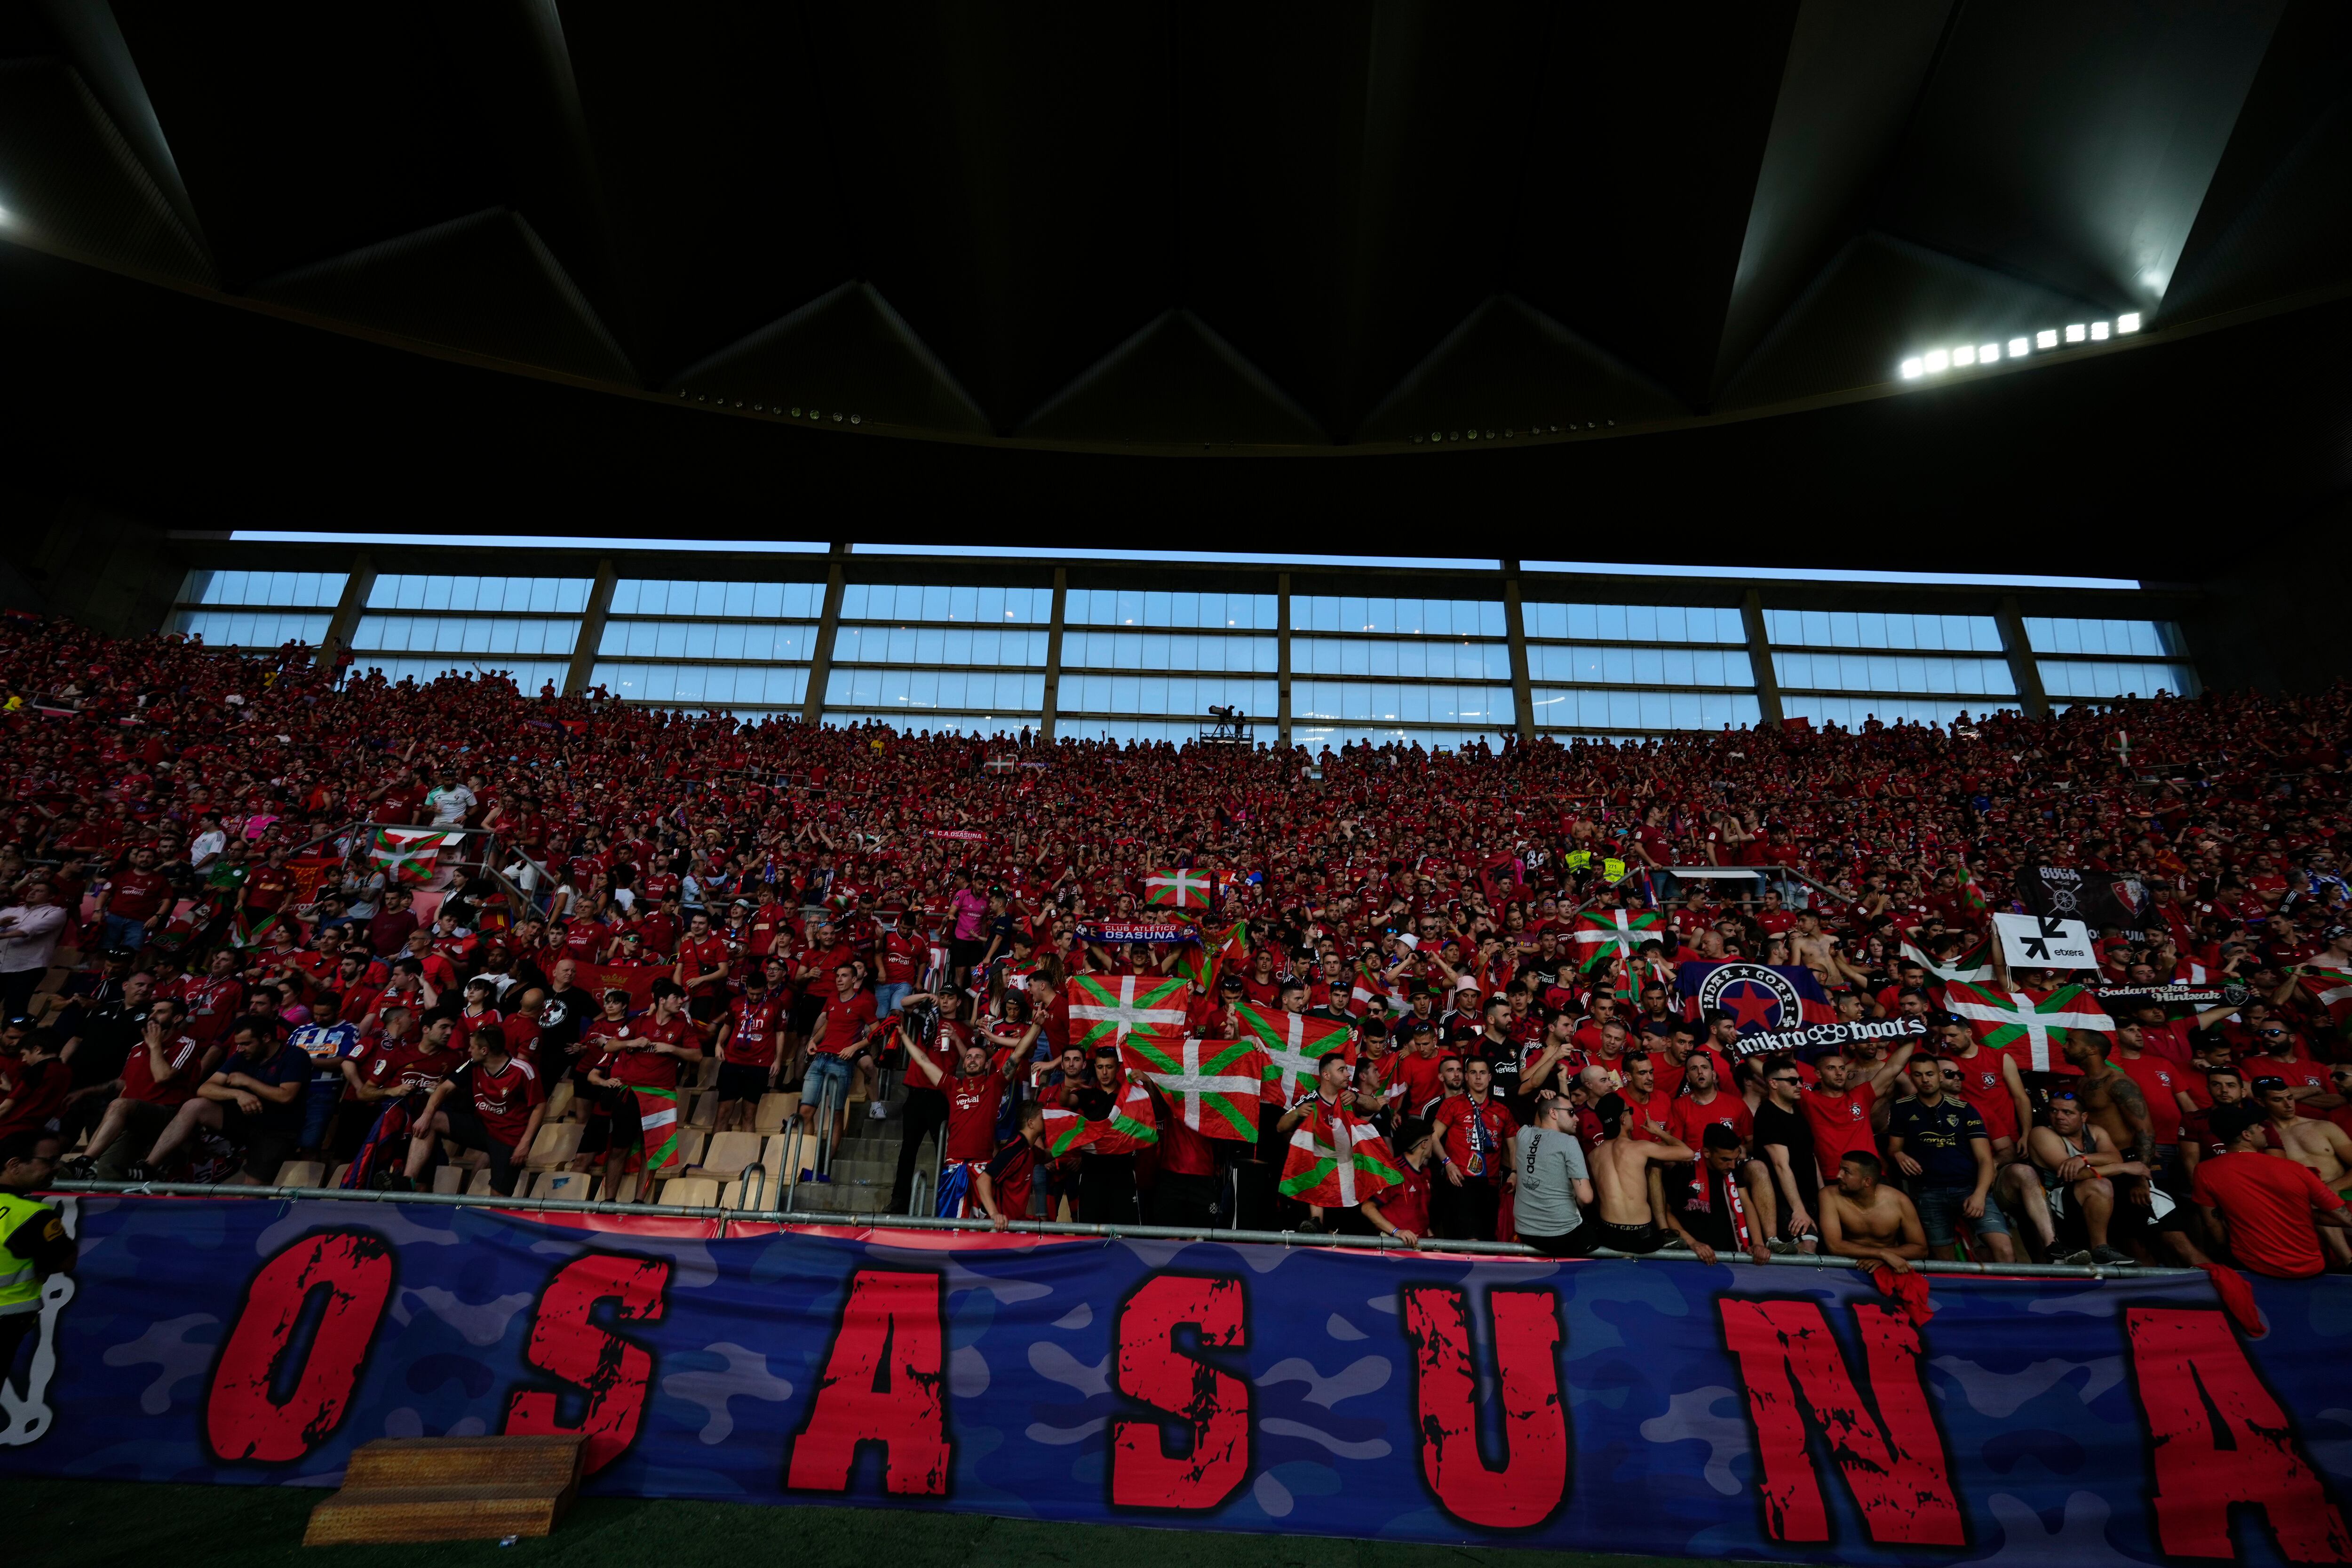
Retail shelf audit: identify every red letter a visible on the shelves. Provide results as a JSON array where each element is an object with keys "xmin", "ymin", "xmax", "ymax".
[
  {"xmin": 1718, "ymin": 1299, "xmax": 1964, "ymax": 1546},
  {"xmin": 1110, "ymin": 1274, "xmax": 1250, "ymax": 1510},
  {"xmin": 1401, "ymin": 1285, "xmax": 1569, "ymax": 1529},
  {"xmin": 501, "ymin": 1252, "xmax": 671, "ymax": 1474},
  {"xmin": 2127, "ymin": 1307, "xmax": 2352, "ymax": 1562},
  {"xmin": 786, "ymin": 1269, "xmax": 951, "ymax": 1496}
]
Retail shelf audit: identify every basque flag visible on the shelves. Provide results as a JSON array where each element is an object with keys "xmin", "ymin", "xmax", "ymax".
[{"xmin": 1673, "ymin": 960, "xmax": 1837, "ymax": 1036}]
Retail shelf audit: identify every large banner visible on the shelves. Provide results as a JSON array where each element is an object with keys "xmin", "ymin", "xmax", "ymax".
[{"xmin": 6, "ymin": 1197, "xmax": 2352, "ymax": 1565}]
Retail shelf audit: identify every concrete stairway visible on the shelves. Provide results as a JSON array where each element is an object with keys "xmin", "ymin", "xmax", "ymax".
[{"xmin": 784, "ymin": 1096, "xmax": 933, "ymax": 1218}]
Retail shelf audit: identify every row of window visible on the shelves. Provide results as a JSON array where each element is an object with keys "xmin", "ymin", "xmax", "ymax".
[
  {"xmin": 1531, "ymin": 644, "xmax": 1753, "ymax": 687},
  {"xmin": 1054, "ymin": 674, "xmax": 1276, "ymax": 717},
  {"xmin": 1762, "ymin": 609, "xmax": 2005, "ymax": 653},
  {"xmin": 1772, "ymin": 651, "xmax": 2016, "ymax": 698},
  {"xmin": 1529, "ymin": 688, "xmax": 1764, "ymax": 732},
  {"xmin": 2038, "ymin": 659, "xmax": 2198, "ymax": 699},
  {"xmin": 834, "ymin": 626, "xmax": 1050, "ymax": 668},
  {"xmin": 596, "ymin": 663, "xmax": 810, "ymax": 707},
  {"xmin": 181, "ymin": 571, "xmax": 348, "ymax": 608},
  {"xmin": 600, "ymin": 619, "xmax": 819, "ymax": 662},
  {"xmin": 353, "ymin": 614, "xmax": 580, "ymax": 658},
  {"xmin": 2025, "ymin": 617, "xmax": 2185, "ymax": 658},
  {"xmin": 614, "ymin": 579, "xmax": 824, "ymax": 620},
  {"xmin": 1290, "ymin": 681, "xmax": 1515, "ymax": 725},
  {"xmin": 1783, "ymin": 695, "xmax": 1994, "ymax": 728},
  {"xmin": 1290, "ymin": 636, "xmax": 1510, "ymax": 681},
  {"xmin": 172, "ymin": 610, "xmax": 334, "ymax": 648},
  {"xmin": 823, "ymin": 669, "xmax": 1051, "ymax": 712},
  {"xmin": 168, "ymin": 571, "xmax": 2200, "ymax": 717},
  {"xmin": 368, "ymin": 575, "xmax": 592, "ymax": 614},
  {"xmin": 1525, "ymin": 603, "xmax": 1747, "ymax": 645},
  {"xmin": 350, "ymin": 656, "xmax": 572, "ymax": 695},
  {"xmin": 1059, "ymin": 630, "xmax": 1277, "ymax": 674}
]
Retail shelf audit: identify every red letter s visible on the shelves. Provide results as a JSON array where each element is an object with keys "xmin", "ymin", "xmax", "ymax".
[
  {"xmin": 1109, "ymin": 1273, "xmax": 1250, "ymax": 1510},
  {"xmin": 1401, "ymin": 1285, "xmax": 1569, "ymax": 1529},
  {"xmin": 205, "ymin": 1231, "xmax": 396, "ymax": 1463},
  {"xmin": 501, "ymin": 1252, "xmax": 671, "ymax": 1475}
]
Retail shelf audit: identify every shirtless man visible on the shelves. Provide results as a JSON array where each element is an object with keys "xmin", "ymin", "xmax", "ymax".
[
  {"xmin": 1576, "ymin": 1091, "xmax": 1696, "ymax": 1255},
  {"xmin": 2257, "ymin": 1074, "xmax": 2352, "ymax": 1266},
  {"xmin": 2059, "ymin": 1030, "xmax": 2158, "ymax": 1236},
  {"xmin": 2026, "ymin": 1090, "xmax": 2147, "ymax": 1266},
  {"xmin": 1817, "ymin": 1150, "xmax": 1929, "ymax": 1273}
]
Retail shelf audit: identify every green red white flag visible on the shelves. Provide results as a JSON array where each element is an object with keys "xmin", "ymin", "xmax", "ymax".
[
  {"xmin": 369, "ymin": 827, "xmax": 454, "ymax": 887},
  {"xmin": 1143, "ymin": 868, "xmax": 1214, "ymax": 910},
  {"xmin": 1040, "ymin": 1080, "xmax": 1161, "ymax": 1157},
  {"xmin": 1279, "ymin": 1098, "xmax": 1402, "ymax": 1206},
  {"xmin": 1120, "ymin": 1034, "xmax": 1266, "ymax": 1142},
  {"xmin": 1573, "ymin": 908, "xmax": 1662, "ymax": 972},
  {"xmin": 1234, "ymin": 1001, "xmax": 1353, "ymax": 1107},
  {"xmin": 1067, "ymin": 973, "xmax": 1191, "ymax": 1053},
  {"xmin": 1943, "ymin": 980, "xmax": 2114, "ymax": 1072},
  {"xmin": 2295, "ymin": 968, "xmax": 2352, "ymax": 1036},
  {"xmin": 1902, "ymin": 938, "xmax": 1994, "ymax": 985}
]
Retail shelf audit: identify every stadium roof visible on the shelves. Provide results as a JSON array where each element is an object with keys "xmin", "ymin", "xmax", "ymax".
[{"xmin": 3, "ymin": 2, "xmax": 2351, "ymax": 565}]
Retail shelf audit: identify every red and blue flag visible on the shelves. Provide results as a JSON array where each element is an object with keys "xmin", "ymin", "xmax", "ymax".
[{"xmin": 1673, "ymin": 960, "xmax": 1837, "ymax": 1036}]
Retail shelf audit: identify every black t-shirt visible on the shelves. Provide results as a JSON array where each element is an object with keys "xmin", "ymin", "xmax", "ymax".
[
  {"xmin": 1478, "ymin": 1035, "xmax": 1525, "ymax": 1117},
  {"xmin": 534, "ymin": 986, "xmax": 600, "ymax": 1057},
  {"xmin": 70, "ymin": 1000, "xmax": 154, "ymax": 1089},
  {"xmin": 1752, "ymin": 1100, "xmax": 1819, "ymax": 1202}
]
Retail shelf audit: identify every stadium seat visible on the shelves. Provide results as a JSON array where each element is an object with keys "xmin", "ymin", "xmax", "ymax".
[
  {"xmin": 719, "ymin": 1170, "xmax": 774, "ymax": 1210},
  {"xmin": 465, "ymin": 1167, "xmax": 498, "ymax": 1196},
  {"xmin": 694, "ymin": 1131, "xmax": 762, "ymax": 1178},
  {"xmin": 694, "ymin": 1056, "xmax": 722, "ymax": 1091},
  {"xmin": 543, "ymin": 1080, "xmax": 575, "ymax": 1123},
  {"xmin": 686, "ymin": 1090, "xmax": 718, "ymax": 1130},
  {"xmin": 668, "ymin": 1130, "xmax": 707, "ymax": 1170},
  {"xmin": 326, "ymin": 1163, "xmax": 351, "ymax": 1188},
  {"xmin": 272, "ymin": 1160, "xmax": 326, "ymax": 1189},
  {"xmin": 659, "ymin": 1176, "xmax": 721, "ymax": 1208},
  {"xmin": 523, "ymin": 1123, "xmax": 583, "ymax": 1170},
  {"xmin": 753, "ymin": 1092, "xmax": 796, "ymax": 1134},
  {"xmin": 430, "ymin": 1166, "xmax": 465, "ymax": 1195},
  {"xmin": 531, "ymin": 1170, "xmax": 598, "ymax": 1202},
  {"xmin": 606, "ymin": 1173, "xmax": 640, "ymax": 1204}
]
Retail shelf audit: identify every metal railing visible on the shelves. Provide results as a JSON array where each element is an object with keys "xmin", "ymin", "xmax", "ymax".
[{"xmin": 45, "ymin": 1179, "xmax": 2195, "ymax": 1277}]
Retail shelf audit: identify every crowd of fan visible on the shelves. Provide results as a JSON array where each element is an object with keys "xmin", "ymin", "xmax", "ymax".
[{"xmin": 0, "ymin": 613, "xmax": 2349, "ymax": 1350}]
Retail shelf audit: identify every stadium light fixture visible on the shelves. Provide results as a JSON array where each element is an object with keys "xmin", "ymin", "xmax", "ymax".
[{"xmin": 1901, "ymin": 312, "xmax": 2146, "ymax": 384}]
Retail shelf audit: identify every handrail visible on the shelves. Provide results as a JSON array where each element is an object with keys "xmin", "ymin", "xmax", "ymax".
[{"xmin": 44, "ymin": 1180, "xmax": 2196, "ymax": 1279}]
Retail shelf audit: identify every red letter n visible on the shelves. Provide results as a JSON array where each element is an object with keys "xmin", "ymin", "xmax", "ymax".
[
  {"xmin": 1718, "ymin": 1298, "xmax": 1964, "ymax": 1546},
  {"xmin": 1401, "ymin": 1285, "xmax": 1569, "ymax": 1529},
  {"xmin": 1110, "ymin": 1274, "xmax": 1250, "ymax": 1510},
  {"xmin": 2127, "ymin": 1307, "xmax": 2352, "ymax": 1562},
  {"xmin": 786, "ymin": 1269, "xmax": 951, "ymax": 1496},
  {"xmin": 501, "ymin": 1252, "xmax": 671, "ymax": 1475}
]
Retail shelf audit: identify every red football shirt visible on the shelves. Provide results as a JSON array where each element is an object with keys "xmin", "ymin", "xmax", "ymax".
[
  {"xmin": 1798, "ymin": 1081, "xmax": 1879, "ymax": 1184},
  {"xmin": 2191, "ymin": 1152, "xmax": 2345, "ymax": 1278}
]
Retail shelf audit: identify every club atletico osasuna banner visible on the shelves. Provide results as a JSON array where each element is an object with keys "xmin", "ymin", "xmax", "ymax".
[{"xmin": 5, "ymin": 1198, "xmax": 2352, "ymax": 1565}]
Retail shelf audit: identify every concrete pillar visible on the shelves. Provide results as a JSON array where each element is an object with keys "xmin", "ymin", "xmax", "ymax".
[
  {"xmin": 1741, "ymin": 588, "xmax": 1785, "ymax": 727},
  {"xmin": 1996, "ymin": 594, "xmax": 2050, "ymax": 718},
  {"xmin": 562, "ymin": 557, "xmax": 617, "ymax": 697},
  {"xmin": 315, "ymin": 553, "xmax": 376, "ymax": 676},
  {"xmin": 800, "ymin": 546, "xmax": 850, "ymax": 724},
  {"xmin": 1502, "ymin": 560, "xmax": 1535, "ymax": 744},
  {"xmin": 1276, "ymin": 572, "xmax": 1293, "ymax": 749},
  {"xmin": 1040, "ymin": 567, "xmax": 1067, "ymax": 741}
]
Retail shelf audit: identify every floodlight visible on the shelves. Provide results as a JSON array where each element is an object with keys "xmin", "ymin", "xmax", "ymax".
[
  {"xmin": 1922, "ymin": 349, "xmax": 1949, "ymax": 373},
  {"xmin": 1900, "ymin": 358, "xmax": 1923, "ymax": 379},
  {"xmin": 2090, "ymin": 321, "xmax": 2109, "ymax": 340},
  {"xmin": 2008, "ymin": 338, "xmax": 2029, "ymax": 358},
  {"xmin": 2116, "ymin": 312, "xmax": 2141, "ymax": 333},
  {"xmin": 2064, "ymin": 324, "xmax": 2086, "ymax": 342},
  {"xmin": 2037, "ymin": 330, "xmax": 2058, "ymax": 349}
]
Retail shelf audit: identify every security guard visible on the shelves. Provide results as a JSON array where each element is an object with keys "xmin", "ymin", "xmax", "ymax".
[{"xmin": 0, "ymin": 1131, "xmax": 72, "ymax": 1382}]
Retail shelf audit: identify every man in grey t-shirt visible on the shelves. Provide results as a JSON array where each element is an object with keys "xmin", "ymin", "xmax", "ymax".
[{"xmin": 1512, "ymin": 1096, "xmax": 1596, "ymax": 1256}]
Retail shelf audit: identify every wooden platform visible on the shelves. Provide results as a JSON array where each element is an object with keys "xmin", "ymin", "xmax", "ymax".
[{"xmin": 302, "ymin": 1433, "xmax": 585, "ymax": 1545}]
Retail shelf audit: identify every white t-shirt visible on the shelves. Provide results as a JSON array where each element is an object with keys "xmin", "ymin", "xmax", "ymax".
[
  {"xmin": 0, "ymin": 901, "xmax": 67, "ymax": 974},
  {"xmin": 425, "ymin": 785, "xmax": 477, "ymax": 828}
]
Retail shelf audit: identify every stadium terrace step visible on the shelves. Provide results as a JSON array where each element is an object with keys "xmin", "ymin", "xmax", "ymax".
[{"xmin": 304, "ymin": 1434, "xmax": 584, "ymax": 1544}]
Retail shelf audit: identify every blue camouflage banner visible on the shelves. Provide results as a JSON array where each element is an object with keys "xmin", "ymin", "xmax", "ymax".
[{"xmin": 4, "ymin": 1196, "xmax": 2352, "ymax": 1565}]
